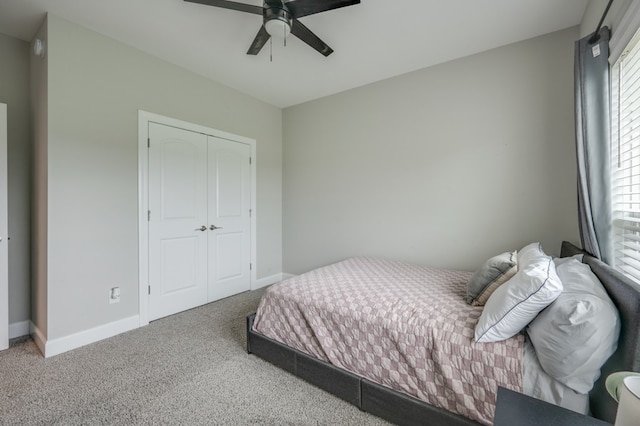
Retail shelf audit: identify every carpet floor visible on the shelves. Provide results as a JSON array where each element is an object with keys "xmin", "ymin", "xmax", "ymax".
[{"xmin": 0, "ymin": 288, "xmax": 390, "ymax": 425}]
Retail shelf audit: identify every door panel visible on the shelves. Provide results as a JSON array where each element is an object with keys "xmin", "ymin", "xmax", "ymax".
[
  {"xmin": 216, "ymin": 151, "xmax": 244, "ymax": 217},
  {"xmin": 208, "ymin": 136, "xmax": 251, "ymax": 301},
  {"xmin": 160, "ymin": 142, "xmax": 201, "ymax": 219},
  {"xmin": 161, "ymin": 237, "xmax": 199, "ymax": 294},
  {"xmin": 215, "ymin": 232, "xmax": 244, "ymax": 280},
  {"xmin": 149, "ymin": 123, "xmax": 208, "ymax": 320}
]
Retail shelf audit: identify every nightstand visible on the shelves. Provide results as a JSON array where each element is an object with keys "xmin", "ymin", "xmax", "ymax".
[{"xmin": 494, "ymin": 387, "xmax": 612, "ymax": 426}]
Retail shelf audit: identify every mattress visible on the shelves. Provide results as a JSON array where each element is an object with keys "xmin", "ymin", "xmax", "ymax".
[{"xmin": 253, "ymin": 257, "xmax": 526, "ymax": 424}]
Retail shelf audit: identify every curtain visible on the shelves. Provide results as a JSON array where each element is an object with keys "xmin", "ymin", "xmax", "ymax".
[{"xmin": 574, "ymin": 27, "xmax": 612, "ymax": 263}]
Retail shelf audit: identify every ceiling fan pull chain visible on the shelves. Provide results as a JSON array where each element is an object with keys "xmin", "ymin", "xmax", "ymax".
[
  {"xmin": 284, "ymin": 25, "xmax": 287, "ymax": 47},
  {"xmin": 270, "ymin": 37, "xmax": 273, "ymax": 62}
]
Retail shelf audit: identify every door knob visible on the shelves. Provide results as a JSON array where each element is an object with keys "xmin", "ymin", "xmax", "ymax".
[
  {"xmin": 196, "ymin": 226, "xmax": 207, "ymax": 231},
  {"xmin": 209, "ymin": 225, "xmax": 223, "ymax": 231}
]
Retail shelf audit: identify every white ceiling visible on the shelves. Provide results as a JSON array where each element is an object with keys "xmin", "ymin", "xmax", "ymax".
[{"xmin": 0, "ymin": 0, "xmax": 589, "ymax": 108}]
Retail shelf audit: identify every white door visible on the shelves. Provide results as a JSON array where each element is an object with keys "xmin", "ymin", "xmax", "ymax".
[
  {"xmin": 0, "ymin": 104, "xmax": 8, "ymax": 350},
  {"xmin": 207, "ymin": 136, "xmax": 251, "ymax": 301},
  {"xmin": 148, "ymin": 123, "xmax": 209, "ymax": 321},
  {"xmin": 148, "ymin": 124, "xmax": 252, "ymax": 320}
]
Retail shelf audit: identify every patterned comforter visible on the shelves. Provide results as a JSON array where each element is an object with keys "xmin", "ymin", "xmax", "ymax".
[{"xmin": 252, "ymin": 257, "xmax": 524, "ymax": 425}]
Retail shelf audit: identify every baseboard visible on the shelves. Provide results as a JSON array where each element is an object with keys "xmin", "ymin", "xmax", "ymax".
[
  {"xmin": 43, "ymin": 315, "xmax": 140, "ymax": 358},
  {"xmin": 282, "ymin": 273, "xmax": 295, "ymax": 280},
  {"xmin": 31, "ymin": 323, "xmax": 46, "ymax": 356},
  {"xmin": 9, "ymin": 320, "xmax": 30, "ymax": 338},
  {"xmin": 253, "ymin": 273, "xmax": 283, "ymax": 290},
  {"xmin": 24, "ymin": 274, "xmax": 296, "ymax": 357}
]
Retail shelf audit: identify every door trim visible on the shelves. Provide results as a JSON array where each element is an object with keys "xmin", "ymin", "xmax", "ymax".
[
  {"xmin": 137, "ymin": 111, "xmax": 257, "ymax": 327},
  {"xmin": 0, "ymin": 103, "xmax": 7, "ymax": 350}
]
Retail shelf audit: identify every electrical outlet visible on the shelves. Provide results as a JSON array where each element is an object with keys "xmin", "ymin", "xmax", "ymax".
[{"xmin": 109, "ymin": 286, "xmax": 120, "ymax": 304}]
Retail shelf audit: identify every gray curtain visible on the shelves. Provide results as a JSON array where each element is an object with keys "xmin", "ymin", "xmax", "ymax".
[{"xmin": 574, "ymin": 27, "xmax": 612, "ymax": 263}]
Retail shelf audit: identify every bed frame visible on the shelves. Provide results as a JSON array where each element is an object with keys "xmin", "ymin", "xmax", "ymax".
[{"xmin": 246, "ymin": 241, "xmax": 640, "ymax": 425}]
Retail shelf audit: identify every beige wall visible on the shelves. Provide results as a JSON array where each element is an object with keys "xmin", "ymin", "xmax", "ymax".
[
  {"xmin": 42, "ymin": 15, "xmax": 282, "ymax": 340},
  {"xmin": 0, "ymin": 33, "xmax": 31, "ymax": 327},
  {"xmin": 283, "ymin": 27, "xmax": 581, "ymax": 275}
]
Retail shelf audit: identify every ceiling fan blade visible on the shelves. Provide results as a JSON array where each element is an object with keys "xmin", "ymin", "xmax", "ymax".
[
  {"xmin": 184, "ymin": 0, "xmax": 263, "ymax": 15},
  {"xmin": 264, "ymin": 0, "xmax": 284, "ymax": 7},
  {"xmin": 290, "ymin": 19, "xmax": 333, "ymax": 57},
  {"xmin": 247, "ymin": 25, "xmax": 271, "ymax": 55},
  {"xmin": 286, "ymin": 0, "xmax": 360, "ymax": 18}
]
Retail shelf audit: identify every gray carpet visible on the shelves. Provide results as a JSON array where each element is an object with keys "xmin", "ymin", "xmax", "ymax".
[{"xmin": 0, "ymin": 289, "xmax": 390, "ymax": 425}]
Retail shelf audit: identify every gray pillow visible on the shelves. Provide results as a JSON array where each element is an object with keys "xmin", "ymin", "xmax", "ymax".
[
  {"xmin": 466, "ymin": 251, "xmax": 517, "ymax": 306},
  {"xmin": 526, "ymin": 258, "xmax": 620, "ymax": 394}
]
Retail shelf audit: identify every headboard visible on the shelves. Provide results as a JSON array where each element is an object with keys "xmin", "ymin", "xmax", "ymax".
[{"xmin": 560, "ymin": 241, "xmax": 640, "ymax": 423}]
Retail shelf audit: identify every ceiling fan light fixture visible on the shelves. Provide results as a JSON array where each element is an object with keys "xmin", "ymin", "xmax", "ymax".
[
  {"xmin": 263, "ymin": 6, "xmax": 292, "ymax": 38},
  {"xmin": 265, "ymin": 18, "xmax": 291, "ymax": 38}
]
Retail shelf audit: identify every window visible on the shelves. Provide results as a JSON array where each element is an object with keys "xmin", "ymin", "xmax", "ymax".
[{"xmin": 611, "ymin": 29, "xmax": 640, "ymax": 284}]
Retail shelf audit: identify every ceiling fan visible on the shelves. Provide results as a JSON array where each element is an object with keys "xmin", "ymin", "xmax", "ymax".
[{"xmin": 184, "ymin": 0, "xmax": 360, "ymax": 57}]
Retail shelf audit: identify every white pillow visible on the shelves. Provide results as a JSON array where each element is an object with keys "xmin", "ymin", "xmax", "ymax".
[
  {"xmin": 552, "ymin": 253, "xmax": 584, "ymax": 267},
  {"xmin": 527, "ymin": 258, "xmax": 620, "ymax": 394},
  {"xmin": 517, "ymin": 242, "xmax": 547, "ymax": 267},
  {"xmin": 475, "ymin": 256, "xmax": 562, "ymax": 343}
]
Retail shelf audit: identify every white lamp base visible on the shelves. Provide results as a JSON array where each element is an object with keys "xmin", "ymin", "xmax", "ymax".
[{"xmin": 615, "ymin": 376, "xmax": 640, "ymax": 426}]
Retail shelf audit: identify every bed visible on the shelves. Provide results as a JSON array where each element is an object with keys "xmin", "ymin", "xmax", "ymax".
[{"xmin": 246, "ymin": 241, "xmax": 640, "ymax": 425}]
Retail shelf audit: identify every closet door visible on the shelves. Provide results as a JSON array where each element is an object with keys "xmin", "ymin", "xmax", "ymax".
[
  {"xmin": 207, "ymin": 136, "xmax": 251, "ymax": 301},
  {"xmin": 148, "ymin": 123, "xmax": 208, "ymax": 321},
  {"xmin": 0, "ymin": 104, "xmax": 7, "ymax": 350}
]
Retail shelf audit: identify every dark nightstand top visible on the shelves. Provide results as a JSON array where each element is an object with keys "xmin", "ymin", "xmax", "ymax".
[{"xmin": 494, "ymin": 387, "xmax": 612, "ymax": 426}]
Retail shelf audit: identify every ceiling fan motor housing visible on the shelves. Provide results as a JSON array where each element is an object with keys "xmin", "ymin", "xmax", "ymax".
[{"xmin": 264, "ymin": 5, "xmax": 292, "ymax": 37}]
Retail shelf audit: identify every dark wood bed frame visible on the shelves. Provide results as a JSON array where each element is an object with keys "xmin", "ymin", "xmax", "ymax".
[{"xmin": 246, "ymin": 241, "xmax": 640, "ymax": 425}]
